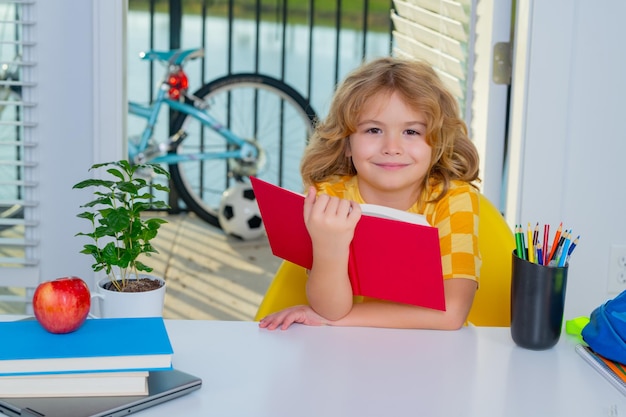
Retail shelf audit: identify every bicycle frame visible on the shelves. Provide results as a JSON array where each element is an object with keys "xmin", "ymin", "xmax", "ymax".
[
  {"xmin": 125, "ymin": 47, "xmax": 317, "ymax": 227},
  {"xmin": 128, "ymin": 76, "xmax": 259, "ymax": 166}
]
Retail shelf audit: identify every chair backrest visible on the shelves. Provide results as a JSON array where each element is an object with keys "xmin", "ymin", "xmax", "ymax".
[
  {"xmin": 467, "ymin": 194, "xmax": 515, "ymax": 326},
  {"xmin": 254, "ymin": 194, "xmax": 515, "ymax": 326},
  {"xmin": 254, "ymin": 260, "xmax": 308, "ymax": 321}
]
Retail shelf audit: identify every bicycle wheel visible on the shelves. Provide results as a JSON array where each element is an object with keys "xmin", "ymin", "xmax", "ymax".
[{"xmin": 168, "ymin": 73, "xmax": 317, "ymax": 227}]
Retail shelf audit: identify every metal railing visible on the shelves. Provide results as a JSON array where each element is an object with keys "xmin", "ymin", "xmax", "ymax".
[
  {"xmin": 128, "ymin": 0, "xmax": 394, "ymax": 211},
  {"xmin": 130, "ymin": 0, "xmax": 393, "ymax": 115}
]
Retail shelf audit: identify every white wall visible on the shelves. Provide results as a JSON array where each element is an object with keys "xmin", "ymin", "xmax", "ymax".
[
  {"xmin": 36, "ymin": 0, "xmax": 125, "ymax": 287},
  {"xmin": 506, "ymin": 0, "xmax": 626, "ymax": 318}
]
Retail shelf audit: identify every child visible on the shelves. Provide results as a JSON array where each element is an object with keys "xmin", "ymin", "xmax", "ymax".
[{"xmin": 259, "ymin": 56, "xmax": 481, "ymax": 331}]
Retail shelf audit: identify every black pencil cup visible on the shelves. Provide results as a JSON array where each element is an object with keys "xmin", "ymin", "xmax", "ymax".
[{"xmin": 510, "ymin": 252, "xmax": 568, "ymax": 350}]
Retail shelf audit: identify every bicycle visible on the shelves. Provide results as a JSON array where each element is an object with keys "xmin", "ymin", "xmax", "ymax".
[{"xmin": 128, "ymin": 47, "xmax": 317, "ymax": 228}]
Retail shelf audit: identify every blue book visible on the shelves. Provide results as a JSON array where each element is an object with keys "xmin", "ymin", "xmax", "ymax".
[{"xmin": 0, "ymin": 317, "xmax": 173, "ymax": 376}]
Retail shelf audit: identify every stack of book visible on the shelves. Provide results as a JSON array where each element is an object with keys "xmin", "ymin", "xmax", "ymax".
[{"xmin": 0, "ymin": 317, "xmax": 173, "ymax": 398}]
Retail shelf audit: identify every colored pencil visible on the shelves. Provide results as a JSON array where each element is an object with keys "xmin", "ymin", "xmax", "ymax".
[
  {"xmin": 542, "ymin": 224, "xmax": 550, "ymax": 265},
  {"xmin": 527, "ymin": 223, "xmax": 535, "ymax": 263},
  {"xmin": 566, "ymin": 235, "xmax": 580, "ymax": 262},
  {"xmin": 519, "ymin": 225, "xmax": 527, "ymax": 260},
  {"xmin": 558, "ymin": 232, "xmax": 572, "ymax": 267},
  {"xmin": 547, "ymin": 222, "xmax": 563, "ymax": 263},
  {"xmin": 515, "ymin": 225, "xmax": 524, "ymax": 259}
]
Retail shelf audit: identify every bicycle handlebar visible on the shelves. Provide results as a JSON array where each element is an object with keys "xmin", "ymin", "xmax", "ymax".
[{"xmin": 139, "ymin": 48, "xmax": 204, "ymax": 66}]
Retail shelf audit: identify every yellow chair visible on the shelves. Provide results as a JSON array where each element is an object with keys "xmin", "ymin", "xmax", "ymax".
[
  {"xmin": 255, "ymin": 194, "xmax": 515, "ymax": 326},
  {"xmin": 468, "ymin": 194, "xmax": 515, "ymax": 326}
]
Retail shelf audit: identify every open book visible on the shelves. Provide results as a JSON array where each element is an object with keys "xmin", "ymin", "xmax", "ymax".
[{"xmin": 250, "ymin": 176, "xmax": 445, "ymax": 310}]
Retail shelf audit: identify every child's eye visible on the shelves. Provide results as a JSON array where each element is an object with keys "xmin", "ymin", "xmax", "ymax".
[
  {"xmin": 365, "ymin": 127, "xmax": 382, "ymax": 134},
  {"xmin": 405, "ymin": 129, "xmax": 423, "ymax": 136}
]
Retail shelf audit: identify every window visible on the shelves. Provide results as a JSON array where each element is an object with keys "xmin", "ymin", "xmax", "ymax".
[
  {"xmin": 391, "ymin": 0, "xmax": 474, "ymax": 124},
  {"xmin": 0, "ymin": 0, "xmax": 37, "ymax": 310}
]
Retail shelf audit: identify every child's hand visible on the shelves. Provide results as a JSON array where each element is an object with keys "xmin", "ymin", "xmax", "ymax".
[
  {"xmin": 303, "ymin": 186, "xmax": 361, "ymax": 253},
  {"xmin": 258, "ymin": 305, "xmax": 327, "ymax": 330}
]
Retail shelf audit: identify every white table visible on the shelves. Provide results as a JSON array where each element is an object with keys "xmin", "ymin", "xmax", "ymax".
[
  {"xmin": 1, "ymin": 318, "xmax": 624, "ymax": 416},
  {"xmin": 151, "ymin": 320, "xmax": 623, "ymax": 417}
]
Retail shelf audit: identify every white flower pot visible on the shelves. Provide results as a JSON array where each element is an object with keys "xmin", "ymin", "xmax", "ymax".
[{"xmin": 89, "ymin": 275, "xmax": 166, "ymax": 318}]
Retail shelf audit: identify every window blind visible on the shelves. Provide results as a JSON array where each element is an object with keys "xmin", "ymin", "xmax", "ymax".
[
  {"xmin": 0, "ymin": 0, "xmax": 38, "ymax": 305},
  {"xmin": 391, "ymin": 0, "xmax": 475, "ymax": 124}
]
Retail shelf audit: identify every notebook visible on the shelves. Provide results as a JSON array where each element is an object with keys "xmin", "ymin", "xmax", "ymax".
[
  {"xmin": 575, "ymin": 343, "xmax": 626, "ymax": 396},
  {"xmin": 0, "ymin": 369, "xmax": 202, "ymax": 417}
]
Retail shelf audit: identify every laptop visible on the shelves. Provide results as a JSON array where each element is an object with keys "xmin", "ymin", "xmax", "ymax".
[{"xmin": 0, "ymin": 369, "xmax": 202, "ymax": 417}]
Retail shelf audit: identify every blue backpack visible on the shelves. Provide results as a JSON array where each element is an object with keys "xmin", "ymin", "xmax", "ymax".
[{"xmin": 568, "ymin": 290, "xmax": 626, "ymax": 364}]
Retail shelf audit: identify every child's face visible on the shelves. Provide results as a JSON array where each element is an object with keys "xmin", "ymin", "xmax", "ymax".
[{"xmin": 347, "ymin": 91, "xmax": 432, "ymax": 208}]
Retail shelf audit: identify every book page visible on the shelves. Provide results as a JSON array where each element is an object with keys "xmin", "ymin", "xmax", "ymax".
[
  {"xmin": 252, "ymin": 181, "xmax": 431, "ymax": 227},
  {"xmin": 360, "ymin": 204, "xmax": 431, "ymax": 227}
]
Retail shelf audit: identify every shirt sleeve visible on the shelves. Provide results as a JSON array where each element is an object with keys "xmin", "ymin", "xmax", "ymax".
[{"xmin": 431, "ymin": 183, "xmax": 481, "ymax": 282}]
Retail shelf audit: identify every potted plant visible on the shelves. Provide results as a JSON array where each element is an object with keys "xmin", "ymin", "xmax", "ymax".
[{"xmin": 73, "ymin": 160, "xmax": 171, "ymax": 318}]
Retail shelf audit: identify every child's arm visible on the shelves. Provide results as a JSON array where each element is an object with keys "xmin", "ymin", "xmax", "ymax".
[
  {"xmin": 303, "ymin": 187, "xmax": 360, "ymax": 320},
  {"xmin": 326, "ymin": 278, "xmax": 476, "ymax": 330},
  {"xmin": 258, "ymin": 278, "xmax": 476, "ymax": 330}
]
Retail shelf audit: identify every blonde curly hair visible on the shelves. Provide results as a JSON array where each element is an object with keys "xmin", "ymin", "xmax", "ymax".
[{"xmin": 300, "ymin": 56, "xmax": 480, "ymax": 203}]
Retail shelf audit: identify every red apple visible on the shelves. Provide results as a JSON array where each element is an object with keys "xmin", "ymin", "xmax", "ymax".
[{"xmin": 33, "ymin": 276, "xmax": 91, "ymax": 334}]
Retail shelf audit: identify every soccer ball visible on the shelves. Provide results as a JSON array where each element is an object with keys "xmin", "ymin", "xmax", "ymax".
[{"xmin": 218, "ymin": 182, "xmax": 265, "ymax": 240}]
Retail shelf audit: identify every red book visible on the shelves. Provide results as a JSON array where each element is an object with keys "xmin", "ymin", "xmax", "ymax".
[{"xmin": 250, "ymin": 176, "xmax": 445, "ymax": 310}]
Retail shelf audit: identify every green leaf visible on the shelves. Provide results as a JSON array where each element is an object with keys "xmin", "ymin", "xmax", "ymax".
[
  {"xmin": 151, "ymin": 201, "xmax": 170, "ymax": 210},
  {"xmin": 90, "ymin": 161, "xmax": 115, "ymax": 170},
  {"xmin": 135, "ymin": 192, "xmax": 155, "ymax": 200},
  {"xmin": 116, "ymin": 159, "xmax": 132, "ymax": 173},
  {"xmin": 83, "ymin": 194, "xmax": 114, "ymax": 206},
  {"xmin": 152, "ymin": 183, "xmax": 170, "ymax": 192},
  {"xmin": 106, "ymin": 167, "xmax": 127, "ymax": 181},
  {"xmin": 149, "ymin": 164, "xmax": 170, "ymax": 178},
  {"xmin": 146, "ymin": 218, "xmax": 167, "ymax": 227},
  {"xmin": 104, "ymin": 208, "xmax": 132, "ymax": 233},
  {"xmin": 133, "ymin": 202, "xmax": 151, "ymax": 213},
  {"xmin": 73, "ymin": 178, "xmax": 116, "ymax": 189},
  {"xmin": 142, "ymin": 228, "xmax": 158, "ymax": 241},
  {"xmin": 79, "ymin": 244, "xmax": 99, "ymax": 256},
  {"xmin": 142, "ymin": 242, "xmax": 159, "ymax": 254},
  {"xmin": 114, "ymin": 183, "xmax": 134, "ymax": 196},
  {"xmin": 134, "ymin": 260, "xmax": 153, "ymax": 273},
  {"xmin": 76, "ymin": 211, "xmax": 95, "ymax": 221}
]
